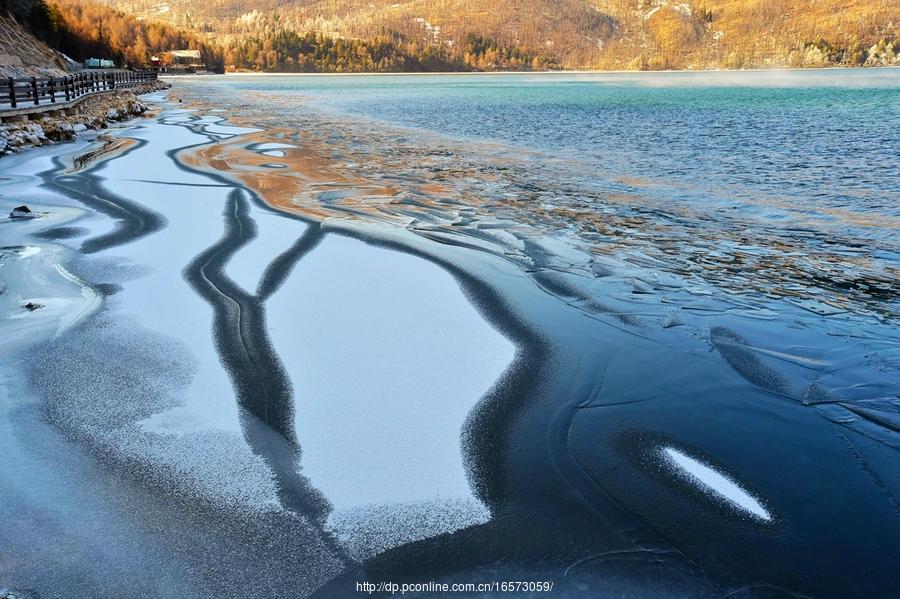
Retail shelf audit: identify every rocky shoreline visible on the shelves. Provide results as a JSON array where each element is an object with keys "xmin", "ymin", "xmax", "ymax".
[{"xmin": 0, "ymin": 79, "xmax": 170, "ymax": 156}]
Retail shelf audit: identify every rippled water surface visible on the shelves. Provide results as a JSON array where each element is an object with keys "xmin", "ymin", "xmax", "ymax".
[{"xmin": 229, "ymin": 70, "xmax": 900, "ymax": 225}]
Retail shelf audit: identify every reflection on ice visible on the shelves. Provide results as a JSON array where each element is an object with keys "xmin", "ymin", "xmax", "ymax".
[{"xmin": 662, "ymin": 446, "xmax": 771, "ymax": 522}]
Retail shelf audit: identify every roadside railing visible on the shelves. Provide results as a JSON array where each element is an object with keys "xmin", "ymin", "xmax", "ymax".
[{"xmin": 0, "ymin": 70, "xmax": 157, "ymax": 112}]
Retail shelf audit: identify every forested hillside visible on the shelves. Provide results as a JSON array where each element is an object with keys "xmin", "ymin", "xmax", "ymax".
[
  {"xmin": 1, "ymin": 0, "xmax": 222, "ymax": 71},
  {"xmin": 20, "ymin": 0, "xmax": 900, "ymax": 71},
  {"xmin": 31, "ymin": 0, "xmax": 222, "ymax": 69}
]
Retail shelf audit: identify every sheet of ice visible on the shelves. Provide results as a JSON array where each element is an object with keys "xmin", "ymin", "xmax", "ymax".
[
  {"xmin": 329, "ymin": 497, "xmax": 490, "ymax": 560},
  {"xmin": 194, "ymin": 115, "xmax": 227, "ymax": 124},
  {"xmin": 0, "ymin": 145, "xmax": 96, "ymax": 223},
  {"xmin": 261, "ymin": 150, "xmax": 285, "ymax": 158},
  {"xmin": 139, "ymin": 91, "xmax": 168, "ymax": 103},
  {"xmin": 160, "ymin": 115, "xmax": 195, "ymax": 124},
  {"xmin": 0, "ymin": 196, "xmax": 101, "ymax": 350},
  {"xmin": 96, "ymin": 123, "xmax": 243, "ymax": 436},
  {"xmin": 21, "ymin": 117, "xmax": 285, "ymax": 512},
  {"xmin": 0, "ymin": 142, "xmax": 70, "ymax": 178},
  {"xmin": 529, "ymin": 234, "xmax": 594, "ymax": 267},
  {"xmin": 200, "ymin": 122, "xmax": 263, "ymax": 136},
  {"xmin": 0, "ymin": 243, "xmax": 99, "ymax": 351},
  {"xmin": 662, "ymin": 446, "xmax": 771, "ymax": 522},
  {"xmin": 266, "ymin": 232, "xmax": 515, "ymax": 550},
  {"xmin": 0, "ymin": 142, "xmax": 122, "ymax": 243}
]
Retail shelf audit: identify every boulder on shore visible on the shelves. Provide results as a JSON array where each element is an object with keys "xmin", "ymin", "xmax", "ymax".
[{"xmin": 10, "ymin": 205, "xmax": 38, "ymax": 219}]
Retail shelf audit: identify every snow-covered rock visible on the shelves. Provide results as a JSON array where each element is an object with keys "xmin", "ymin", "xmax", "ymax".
[
  {"xmin": 73, "ymin": 123, "xmax": 88, "ymax": 133},
  {"xmin": 106, "ymin": 108, "xmax": 120, "ymax": 120},
  {"xmin": 10, "ymin": 205, "xmax": 38, "ymax": 219}
]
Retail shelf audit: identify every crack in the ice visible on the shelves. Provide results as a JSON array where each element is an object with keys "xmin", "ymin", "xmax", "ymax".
[
  {"xmin": 40, "ymin": 146, "xmax": 166, "ymax": 254},
  {"xmin": 257, "ymin": 224, "xmax": 324, "ymax": 300},
  {"xmin": 183, "ymin": 189, "xmax": 333, "ymax": 523}
]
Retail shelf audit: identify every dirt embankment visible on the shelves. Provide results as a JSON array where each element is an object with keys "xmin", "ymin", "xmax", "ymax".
[
  {"xmin": 0, "ymin": 80, "xmax": 171, "ymax": 156},
  {"xmin": 0, "ymin": 14, "xmax": 68, "ymax": 78}
]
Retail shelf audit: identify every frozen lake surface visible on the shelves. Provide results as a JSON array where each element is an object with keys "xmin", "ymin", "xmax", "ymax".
[{"xmin": 1, "ymin": 71, "xmax": 898, "ymax": 597}]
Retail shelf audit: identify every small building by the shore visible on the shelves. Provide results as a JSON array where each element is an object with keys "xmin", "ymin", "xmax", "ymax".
[{"xmin": 158, "ymin": 50, "xmax": 207, "ymax": 74}]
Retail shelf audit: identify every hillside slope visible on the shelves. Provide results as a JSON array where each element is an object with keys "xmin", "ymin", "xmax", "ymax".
[
  {"xmin": 0, "ymin": 13, "xmax": 68, "ymax": 76},
  {"xmin": 57, "ymin": 0, "xmax": 900, "ymax": 70}
]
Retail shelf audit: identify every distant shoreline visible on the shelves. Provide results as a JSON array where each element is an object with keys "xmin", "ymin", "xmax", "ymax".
[{"xmin": 208, "ymin": 65, "xmax": 900, "ymax": 77}]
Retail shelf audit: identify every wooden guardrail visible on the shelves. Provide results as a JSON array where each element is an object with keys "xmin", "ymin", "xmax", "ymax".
[{"xmin": 0, "ymin": 70, "xmax": 157, "ymax": 112}]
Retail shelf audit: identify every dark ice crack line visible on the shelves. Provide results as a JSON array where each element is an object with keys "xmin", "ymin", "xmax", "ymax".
[
  {"xmin": 40, "ymin": 144, "xmax": 166, "ymax": 255},
  {"xmin": 257, "ymin": 224, "xmax": 324, "ymax": 300},
  {"xmin": 183, "ymin": 188, "xmax": 332, "ymax": 523}
]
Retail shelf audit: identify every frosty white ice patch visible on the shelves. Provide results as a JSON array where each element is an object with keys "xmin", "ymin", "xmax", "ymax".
[{"xmin": 661, "ymin": 446, "xmax": 772, "ymax": 522}]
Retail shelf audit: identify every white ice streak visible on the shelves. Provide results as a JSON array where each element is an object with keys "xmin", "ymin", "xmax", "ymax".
[
  {"xmin": 51, "ymin": 263, "xmax": 101, "ymax": 335},
  {"xmin": 251, "ymin": 142, "xmax": 295, "ymax": 157},
  {"xmin": 15, "ymin": 246, "xmax": 41, "ymax": 258},
  {"xmin": 661, "ymin": 446, "xmax": 771, "ymax": 522},
  {"xmin": 253, "ymin": 143, "xmax": 295, "ymax": 151},
  {"xmin": 201, "ymin": 122, "xmax": 263, "ymax": 136}
]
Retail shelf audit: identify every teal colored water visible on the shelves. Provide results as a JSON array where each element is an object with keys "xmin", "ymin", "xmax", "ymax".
[{"xmin": 226, "ymin": 70, "xmax": 900, "ymax": 227}]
